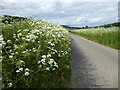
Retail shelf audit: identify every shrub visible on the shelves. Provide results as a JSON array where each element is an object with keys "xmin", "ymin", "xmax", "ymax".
[{"xmin": 1, "ymin": 18, "xmax": 71, "ymax": 88}]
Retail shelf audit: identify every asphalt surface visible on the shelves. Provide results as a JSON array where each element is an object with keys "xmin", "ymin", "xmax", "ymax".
[{"xmin": 70, "ymin": 33, "xmax": 118, "ymax": 88}]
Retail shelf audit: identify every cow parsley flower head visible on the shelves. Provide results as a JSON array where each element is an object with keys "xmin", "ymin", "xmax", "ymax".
[
  {"xmin": 47, "ymin": 54, "xmax": 51, "ymax": 57},
  {"xmin": 16, "ymin": 70, "xmax": 20, "ymax": 73},
  {"xmin": 38, "ymin": 65, "xmax": 42, "ymax": 68},
  {"xmin": 7, "ymin": 40, "xmax": 11, "ymax": 43},
  {"xmin": 42, "ymin": 55, "xmax": 46, "ymax": 58},
  {"xmin": 52, "ymin": 68, "xmax": 55, "ymax": 71},
  {"xmin": 8, "ymin": 83, "xmax": 13, "ymax": 87},
  {"xmin": 25, "ymin": 68, "xmax": 29, "ymax": 71},
  {"xmin": 37, "ymin": 60, "xmax": 41, "ymax": 64},
  {"xmin": 46, "ymin": 67, "xmax": 50, "ymax": 71},
  {"xmin": 9, "ymin": 55, "xmax": 13, "ymax": 58},
  {"xmin": 48, "ymin": 58, "xmax": 54, "ymax": 65},
  {"xmin": 19, "ymin": 68, "xmax": 23, "ymax": 71},
  {"xmin": 25, "ymin": 72, "xmax": 30, "ymax": 76},
  {"xmin": 41, "ymin": 59, "xmax": 45, "ymax": 62}
]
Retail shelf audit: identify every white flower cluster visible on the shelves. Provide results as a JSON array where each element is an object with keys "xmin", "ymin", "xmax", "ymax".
[
  {"xmin": 0, "ymin": 35, "xmax": 6, "ymax": 48},
  {"xmin": 16, "ymin": 67, "xmax": 30, "ymax": 76},
  {"xmin": 26, "ymin": 34, "xmax": 38, "ymax": 42},
  {"xmin": 2, "ymin": 19, "xmax": 71, "ymax": 88},
  {"xmin": 37, "ymin": 54, "xmax": 58, "ymax": 71},
  {"xmin": 8, "ymin": 83, "xmax": 13, "ymax": 87}
]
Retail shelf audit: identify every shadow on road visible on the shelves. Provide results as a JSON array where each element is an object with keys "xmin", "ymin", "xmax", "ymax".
[{"xmin": 71, "ymin": 38, "xmax": 101, "ymax": 88}]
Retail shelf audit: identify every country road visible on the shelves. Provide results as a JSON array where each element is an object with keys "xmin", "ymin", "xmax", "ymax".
[{"xmin": 70, "ymin": 33, "xmax": 118, "ymax": 88}]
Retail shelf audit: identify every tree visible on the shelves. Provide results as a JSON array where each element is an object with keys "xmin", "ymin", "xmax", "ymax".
[{"xmin": 85, "ymin": 26, "xmax": 89, "ymax": 28}]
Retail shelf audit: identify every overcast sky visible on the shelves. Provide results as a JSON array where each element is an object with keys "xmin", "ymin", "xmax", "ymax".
[{"xmin": 1, "ymin": 0, "xmax": 119, "ymax": 27}]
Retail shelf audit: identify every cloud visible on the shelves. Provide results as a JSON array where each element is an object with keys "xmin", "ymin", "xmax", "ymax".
[
  {"xmin": 77, "ymin": 17, "xmax": 83, "ymax": 22},
  {"xmin": 89, "ymin": 18, "xmax": 102, "ymax": 23},
  {"xmin": 3, "ymin": 0, "xmax": 119, "ymax": 2},
  {"xmin": 1, "ymin": 1, "xmax": 118, "ymax": 27},
  {"xmin": 60, "ymin": 10, "xmax": 65, "ymax": 13}
]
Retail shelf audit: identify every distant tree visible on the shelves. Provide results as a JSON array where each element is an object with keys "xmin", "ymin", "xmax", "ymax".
[
  {"xmin": 61, "ymin": 25, "xmax": 70, "ymax": 28},
  {"xmin": 2, "ymin": 15, "xmax": 27, "ymax": 24},
  {"xmin": 82, "ymin": 27, "xmax": 85, "ymax": 29},
  {"xmin": 85, "ymin": 26, "xmax": 89, "ymax": 28}
]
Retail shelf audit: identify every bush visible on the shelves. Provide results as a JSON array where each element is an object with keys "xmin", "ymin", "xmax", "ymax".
[{"xmin": 1, "ymin": 18, "xmax": 71, "ymax": 88}]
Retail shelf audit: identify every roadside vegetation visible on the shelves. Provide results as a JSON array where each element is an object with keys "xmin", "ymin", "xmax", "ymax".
[
  {"xmin": 1, "ymin": 15, "xmax": 71, "ymax": 88},
  {"xmin": 70, "ymin": 27, "xmax": 119, "ymax": 50}
]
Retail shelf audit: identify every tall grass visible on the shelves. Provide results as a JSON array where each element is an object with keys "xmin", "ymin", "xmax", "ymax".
[
  {"xmin": 1, "ymin": 18, "xmax": 71, "ymax": 88},
  {"xmin": 70, "ymin": 27, "xmax": 119, "ymax": 50}
]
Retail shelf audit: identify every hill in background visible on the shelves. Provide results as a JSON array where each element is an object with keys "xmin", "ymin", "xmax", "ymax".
[
  {"xmin": 61, "ymin": 22, "xmax": 120, "ymax": 29},
  {"xmin": 1, "ymin": 15, "xmax": 120, "ymax": 29}
]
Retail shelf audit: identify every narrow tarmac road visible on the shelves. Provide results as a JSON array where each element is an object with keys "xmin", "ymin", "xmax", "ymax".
[{"xmin": 70, "ymin": 33, "xmax": 118, "ymax": 88}]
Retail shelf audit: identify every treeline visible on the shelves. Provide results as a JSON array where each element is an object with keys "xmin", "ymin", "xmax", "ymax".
[
  {"xmin": 1, "ymin": 15, "xmax": 120, "ymax": 29},
  {"xmin": 61, "ymin": 22, "xmax": 120, "ymax": 29},
  {"xmin": 1, "ymin": 15, "xmax": 27, "ymax": 24}
]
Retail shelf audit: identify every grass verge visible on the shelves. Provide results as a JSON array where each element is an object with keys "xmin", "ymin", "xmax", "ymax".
[{"xmin": 70, "ymin": 27, "xmax": 119, "ymax": 50}]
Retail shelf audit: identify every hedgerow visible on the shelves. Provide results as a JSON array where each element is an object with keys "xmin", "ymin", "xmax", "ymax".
[{"xmin": 1, "ymin": 18, "xmax": 71, "ymax": 88}]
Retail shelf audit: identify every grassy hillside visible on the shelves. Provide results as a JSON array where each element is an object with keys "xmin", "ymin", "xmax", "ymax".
[
  {"xmin": 1, "ymin": 16, "xmax": 71, "ymax": 88},
  {"xmin": 1, "ymin": 15, "xmax": 27, "ymax": 24},
  {"xmin": 70, "ymin": 27, "xmax": 119, "ymax": 50},
  {"xmin": 61, "ymin": 22, "xmax": 120, "ymax": 29}
]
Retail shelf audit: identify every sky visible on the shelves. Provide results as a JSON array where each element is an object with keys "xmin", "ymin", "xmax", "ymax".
[{"xmin": 0, "ymin": 0, "xmax": 119, "ymax": 27}]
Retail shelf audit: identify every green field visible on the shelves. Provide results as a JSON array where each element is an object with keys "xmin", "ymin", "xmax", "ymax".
[
  {"xmin": 70, "ymin": 27, "xmax": 119, "ymax": 50},
  {"xmin": 2, "ymin": 17, "xmax": 71, "ymax": 88}
]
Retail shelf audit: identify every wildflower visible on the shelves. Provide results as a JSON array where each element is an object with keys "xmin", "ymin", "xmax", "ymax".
[
  {"xmin": 42, "ymin": 55, "xmax": 46, "ymax": 58},
  {"xmin": 17, "ymin": 33, "xmax": 22, "ymax": 37},
  {"xmin": 47, "ymin": 54, "xmax": 51, "ymax": 57},
  {"xmin": 48, "ymin": 42, "xmax": 51, "ymax": 44},
  {"xmin": 19, "ymin": 68, "xmax": 23, "ymax": 71},
  {"xmin": 38, "ymin": 41, "xmax": 40, "ymax": 43},
  {"xmin": 16, "ymin": 70, "xmax": 20, "ymax": 73},
  {"xmin": 54, "ymin": 62, "xmax": 58, "ymax": 68},
  {"xmin": 48, "ymin": 58, "xmax": 54, "ymax": 65},
  {"xmin": 29, "ymin": 34, "xmax": 37, "ymax": 40},
  {"xmin": 41, "ymin": 59, "xmax": 45, "ymax": 62},
  {"xmin": 29, "ymin": 49, "xmax": 32, "ymax": 51},
  {"xmin": 50, "ymin": 43, "xmax": 54, "ymax": 46},
  {"xmin": 19, "ymin": 60, "xmax": 24, "ymax": 64},
  {"xmin": 14, "ymin": 44, "xmax": 18, "ymax": 49},
  {"xmin": 37, "ymin": 60, "xmax": 41, "ymax": 64},
  {"xmin": 38, "ymin": 65, "xmax": 42, "ymax": 68},
  {"xmin": 58, "ymin": 54, "xmax": 61, "ymax": 57},
  {"xmin": 39, "ymin": 32, "xmax": 42, "ymax": 34},
  {"xmin": 26, "ymin": 39, "xmax": 31, "ymax": 41},
  {"xmin": 51, "ymin": 52, "xmax": 55, "ymax": 54},
  {"xmin": 2, "ymin": 41, "xmax": 6, "ymax": 46},
  {"xmin": 22, "ymin": 51, "xmax": 26, "ymax": 54},
  {"xmin": 54, "ymin": 50, "xmax": 57, "ymax": 53},
  {"xmin": 46, "ymin": 67, "xmax": 50, "ymax": 71},
  {"xmin": 9, "ymin": 55, "xmax": 13, "ymax": 58},
  {"xmin": 42, "ymin": 61, "xmax": 46, "ymax": 65},
  {"xmin": 52, "ymin": 35, "xmax": 55, "ymax": 37},
  {"xmin": 7, "ymin": 40, "xmax": 11, "ymax": 43},
  {"xmin": 25, "ymin": 72, "xmax": 30, "ymax": 76},
  {"xmin": 31, "ymin": 40, "xmax": 35, "ymax": 42},
  {"xmin": 8, "ymin": 83, "xmax": 13, "ymax": 87},
  {"xmin": 52, "ymin": 68, "xmax": 55, "ymax": 71},
  {"xmin": 25, "ymin": 68, "xmax": 29, "ymax": 71},
  {"xmin": 11, "ymin": 53, "xmax": 15, "ymax": 55}
]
